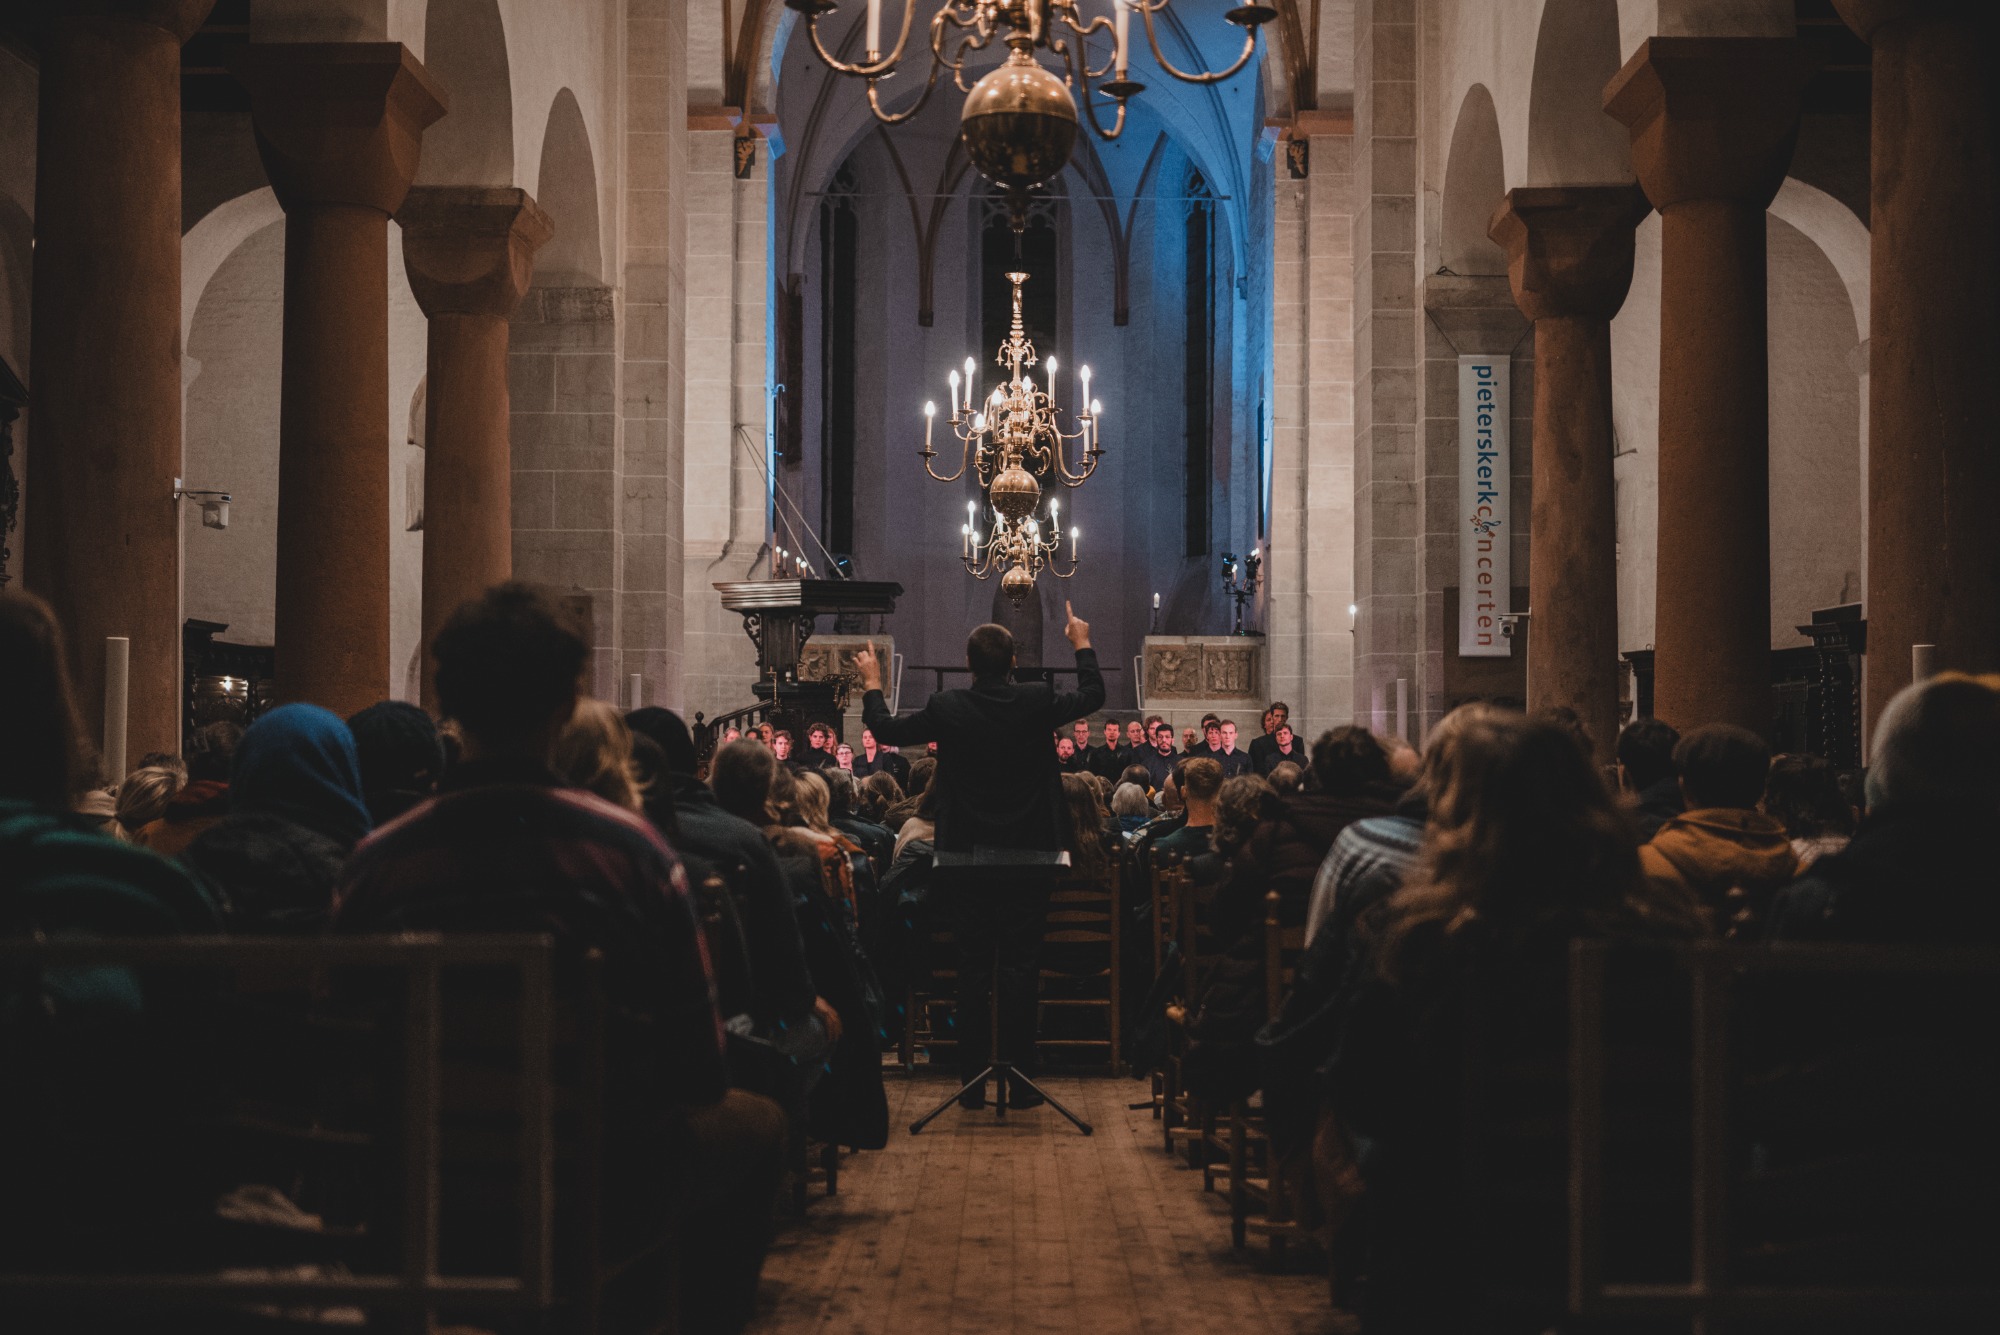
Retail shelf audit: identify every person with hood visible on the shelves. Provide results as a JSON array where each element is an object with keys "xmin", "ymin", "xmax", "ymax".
[
  {"xmin": 182, "ymin": 704, "xmax": 372, "ymax": 932},
  {"xmin": 1639, "ymin": 723, "xmax": 1796, "ymax": 934},
  {"xmin": 345, "ymin": 700, "xmax": 446, "ymax": 826}
]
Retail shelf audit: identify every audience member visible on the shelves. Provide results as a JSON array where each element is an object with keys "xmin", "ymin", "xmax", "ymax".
[
  {"xmin": 1266, "ymin": 760, "xmax": 1303, "ymax": 795},
  {"xmin": 1250, "ymin": 727, "xmax": 1399, "ymax": 925},
  {"xmin": 799, "ymin": 722, "xmax": 838, "ymax": 769},
  {"xmin": 1770, "ymin": 673, "xmax": 2000, "ymax": 942},
  {"xmin": 883, "ymin": 755, "xmax": 937, "ymax": 832},
  {"xmin": 633, "ymin": 722, "xmax": 826, "ymax": 1072},
  {"xmin": 1152, "ymin": 757, "xmax": 1223, "ymax": 860},
  {"xmin": 1304, "ymin": 705, "xmax": 1493, "ymax": 950},
  {"xmin": 857, "ymin": 771, "xmax": 903, "ymax": 824},
  {"xmin": 825, "ymin": 766, "xmax": 894, "ymax": 870},
  {"xmin": 1060, "ymin": 772, "xmax": 1116, "ymax": 882},
  {"xmin": 1380, "ymin": 734, "xmax": 1420, "ymax": 788},
  {"xmin": 835, "ymin": 743, "xmax": 855, "ymax": 772},
  {"xmin": 1117, "ymin": 762, "xmax": 1155, "ymax": 795},
  {"xmin": 1760, "ymin": 753, "xmax": 1856, "ymax": 870},
  {"xmin": 771, "ymin": 729, "xmax": 795, "ymax": 762},
  {"xmin": 1640, "ymin": 724, "xmax": 1797, "ymax": 933},
  {"xmin": 114, "ymin": 764, "xmax": 184, "ymax": 842},
  {"xmin": 332, "ymin": 582, "xmax": 781, "ymax": 1334},
  {"xmin": 854, "ymin": 727, "xmax": 910, "ymax": 786},
  {"xmin": 0, "ymin": 589, "xmax": 219, "ymax": 936},
  {"xmin": 345, "ymin": 700, "xmax": 446, "ymax": 826},
  {"xmin": 1330, "ymin": 713, "xmax": 1702, "ymax": 1334},
  {"xmin": 1110, "ymin": 782, "xmax": 1153, "ymax": 836},
  {"xmin": 133, "ymin": 720, "xmax": 242, "ymax": 856},
  {"xmin": 183, "ymin": 703, "xmax": 373, "ymax": 932},
  {"xmin": 1617, "ymin": 717, "xmax": 1682, "ymax": 839},
  {"xmin": 554, "ymin": 698, "xmax": 645, "ymax": 812},
  {"xmin": 1537, "ymin": 704, "xmax": 1594, "ymax": 763}
]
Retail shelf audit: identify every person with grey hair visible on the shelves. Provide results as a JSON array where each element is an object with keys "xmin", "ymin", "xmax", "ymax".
[
  {"xmin": 1110, "ymin": 781, "xmax": 1152, "ymax": 837},
  {"xmin": 1769, "ymin": 673, "xmax": 2000, "ymax": 942}
]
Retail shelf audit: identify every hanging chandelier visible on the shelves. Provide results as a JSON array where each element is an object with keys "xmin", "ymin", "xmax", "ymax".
[
  {"xmin": 785, "ymin": 0, "xmax": 1274, "ymax": 215},
  {"xmin": 919, "ymin": 270, "xmax": 1099, "ymax": 603}
]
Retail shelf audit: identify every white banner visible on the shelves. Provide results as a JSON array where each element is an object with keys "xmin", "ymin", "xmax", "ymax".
[{"xmin": 1457, "ymin": 355, "xmax": 1511, "ymax": 658}]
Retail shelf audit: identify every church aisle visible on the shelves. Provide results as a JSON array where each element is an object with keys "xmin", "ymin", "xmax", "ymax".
[{"xmin": 754, "ymin": 1077, "xmax": 1352, "ymax": 1335}]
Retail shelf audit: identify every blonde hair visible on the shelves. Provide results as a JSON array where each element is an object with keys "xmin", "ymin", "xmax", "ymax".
[
  {"xmin": 792, "ymin": 768, "xmax": 837, "ymax": 836},
  {"xmin": 115, "ymin": 764, "xmax": 185, "ymax": 837},
  {"xmin": 553, "ymin": 698, "xmax": 643, "ymax": 812}
]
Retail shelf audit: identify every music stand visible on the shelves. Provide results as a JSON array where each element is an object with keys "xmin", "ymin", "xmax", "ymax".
[{"xmin": 909, "ymin": 848, "xmax": 1094, "ymax": 1136}]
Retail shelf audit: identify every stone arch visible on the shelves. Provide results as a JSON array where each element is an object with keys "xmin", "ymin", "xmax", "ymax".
[
  {"xmin": 1441, "ymin": 85, "xmax": 1508, "ymax": 276},
  {"xmin": 415, "ymin": 0, "xmax": 514, "ymax": 185},
  {"xmin": 1769, "ymin": 176, "xmax": 1869, "ymax": 346},
  {"xmin": 1526, "ymin": 0, "xmax": 1631, "ymax": 186},
  {"xmin": 532, "ymin": 88, "xmax": 603, "ymax": 284},
  {"xmin": 181, "ymin": 188, "xmax": 285, "ymax": 351}
]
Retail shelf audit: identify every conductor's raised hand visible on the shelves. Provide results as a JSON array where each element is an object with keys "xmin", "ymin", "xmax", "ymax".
[
  {"xmin": 853, "ymin": 641, "xmax": 885, "ymax": 693},
  {"xmin": 1064, "ymin": 602, "xmax": 1092, "ymax": 651}
]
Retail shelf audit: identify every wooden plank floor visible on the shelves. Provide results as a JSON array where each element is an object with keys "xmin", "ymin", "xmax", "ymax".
[{"xmin": 754, "ymin": 1076, "xmax": 1355, "ymax": 1335}]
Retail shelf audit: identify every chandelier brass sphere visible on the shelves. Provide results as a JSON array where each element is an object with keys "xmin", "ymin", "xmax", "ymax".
[
  {"xmin": 788, "ymin": 1, "xmax": 1273, "ymax": 204},
  {"xmin": 960, "ymin": 48, "xmax": 1078, "ymax": 199},
  {"xmin": 989, "ymin": 462, "xmax": 1042, "ymax": 521}
]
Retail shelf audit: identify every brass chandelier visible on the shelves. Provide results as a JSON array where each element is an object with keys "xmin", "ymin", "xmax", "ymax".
[
  {"xmin": 785, "ymin": 0, "xmax": 1274, "ymax": 214},
  {"xmin": 920, "ymin": 271, "xmax": 1099, "ymax": 603}
]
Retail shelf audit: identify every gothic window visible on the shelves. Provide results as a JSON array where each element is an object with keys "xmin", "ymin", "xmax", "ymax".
[
  {"xmin": 979, "ymin": 192, "xmax": 1059, "ymax": 396},
  {"xmin": 1184, "ymin": 171, "xmax": 1215, "ymax": 556},
  {"xmin": 819, "ymin": 166, "xmax": 858, "ymax": 553}
]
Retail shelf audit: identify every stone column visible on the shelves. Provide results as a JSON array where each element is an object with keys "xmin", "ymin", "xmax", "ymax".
[
  {"xmin": 233, "ymin": 43, "xmax": 445, "ymax": 716},
  {"xmin": 398, "ymin": 187, "xmax": 552, "ymax": 707},
  {"xmin": 1605, "ymin": 38, "xmax": 1815, "ymax": 733},
  {"xmin": 1489, "ymin": 185, "xmax": 1650, "ymax": 764},
  {"xmin": 22, "ymin": 1, "xmax": 213, "ymax": 762},
  {"xmin": 1832, "ymin": 1, "xmax": 2000, "ymax": 722}
]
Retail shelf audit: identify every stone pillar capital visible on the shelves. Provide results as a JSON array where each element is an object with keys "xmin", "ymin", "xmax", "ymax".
[
  {"xmin": 1603, "ymin": 37, "xmax": 1818, "ymax": 211},
  {"xmin": 1833, "ymin": 0, "xmax": 1986, "ymax": 41},
  {"xmin": 399, "ymin": 186, "xmax": 554, "ymax": 319},
  {"xmin": 232, "ymin": 42, "xmax": 447, "ymax": 216},
  {"xmin": 1489, "ymin": 184, "xmax": 1651, "ymax": 322}
]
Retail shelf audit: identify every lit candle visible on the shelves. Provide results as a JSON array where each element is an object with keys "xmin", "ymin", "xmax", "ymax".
[
  {"xmin": 1046, "ymin": 355, "xmax": 1057, "ymax": 409},
  {"xmin": 1090, "ymin": 397, "xmax": 1104, "ymax": 451},
  {"xmin": 1153, "ymin": 591, "xmax": 1161, "ymax": 609},
  {"xmin": 923, "ymin": 400, "xmax": 935, "ymax": 452},
  {"xmin": 1115, "ymin": 0, "xmax": 1131, "ymax": 79},
  {"xmin": 964, "ymin": 356, "xmax": 976, "ymax": 409},
  {"xmin": 866, "ymin": 0, "xmax": 882, "ymax": 57},
  {"xmin": 973, "ymin": 411, "xmax": 987, "ymax": 433},
  {"xmin": 962, "ymin": 523, "xmax": 971, "ymax": 558},
  {"xmin": 1079, "ymin": 363, "xmax": 1091, "ymax": 412},
  {"xmin": 1071, "ymin": 526, "xmax": 1080, "ymax": 560},
  {"xmin": 948, "ymin": 368, "xmax": 960, "ymax": 415}
]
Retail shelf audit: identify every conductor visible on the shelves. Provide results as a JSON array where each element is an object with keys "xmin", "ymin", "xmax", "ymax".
[{"xmin": 854, "ymin": 604, "xmax": 1104, "ymax": 1116}]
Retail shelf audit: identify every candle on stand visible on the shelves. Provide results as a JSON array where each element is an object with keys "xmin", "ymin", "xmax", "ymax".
[
  {"xmin": 923, "ymin": 400, "xmax": 935, "ymax": 452},
  {"xmin": 1115, "ymin": 0, "xmax": 1131, "ymax": 79},
  {"xmin": 948, "ymin": 369, "xmax": 960, "ymax": 417},
  {"xmin": 1153, "ymin": 591, "xmax": 1161, "ymax": 609},
  {"xmin": 865, "ymin": 0, "xmax": 882, "ymax": 57},
  {"xmin": 1090, "ymin": 397, "xmax": 1103, "ymax": 451},
  {"xmin": 1046, "ymin": 355, "xmax": 1057, "ymax": 409},
  {"xmin": 1079, "ymin": 364, "xmax": 1091, "ymax": 418},
  {"xmin": 964, "ymin": 356, "xmax": 976, "ymax": 409},
  {"xmin": 962, "ymin": 524, "xmax": 972, "ymax": 559},
  {"xmin": 1071, "ymin": 526, "xmax": 1080, "ymax": 560}
]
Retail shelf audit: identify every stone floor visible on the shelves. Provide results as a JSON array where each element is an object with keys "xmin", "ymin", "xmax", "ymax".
[{"xmin": 754, "ymin": 1075, "xmax": 1353, "ymax": 1335}]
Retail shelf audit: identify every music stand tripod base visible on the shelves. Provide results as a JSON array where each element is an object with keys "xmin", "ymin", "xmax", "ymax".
[{"xmin": 910, "ymin": 847, "xmax": 1093, "ymax": 1136}]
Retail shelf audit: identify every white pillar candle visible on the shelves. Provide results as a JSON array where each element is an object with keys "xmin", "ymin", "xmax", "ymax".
[
  {"xmin": 923, "ymin": 400, "xmax": 935, "ymax": 451},
  {"xmin": 1045, "ymin": 355, "xmax": 1057, "ymax": 409},
  {"xmin": 964, "ymin": 356, "xmax": 976, "ymax": 409},
  {"xmin": 1115, "ymin": 0, "xmax": 1131, "ymax": 78},
  {"xmin": 866, "ymin": 0, "xmax": 882, "ymax": 56},
  {"xmin": 103, "ymin": 636, "xmax": 129, "ymax": 783}
]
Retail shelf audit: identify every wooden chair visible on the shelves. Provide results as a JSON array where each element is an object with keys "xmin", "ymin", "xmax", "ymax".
[
  {"xmin": 0, "ymin": 935, "xmax": 669, "ymax": 1335},
  {"xmin": 1220, "ymin": 890, "xmax": 1311, "ymax": 1253},
  {"xmin": 1036, "ymin": 859, "xmax": 1122, "ymax": 1074},
  {"xmin": 1163, "ymin": 864, "xmax": 1226, "ymax": 1167}
]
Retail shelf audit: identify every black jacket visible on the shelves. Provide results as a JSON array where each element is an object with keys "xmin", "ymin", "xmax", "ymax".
[
  {"xmin": 862, "ymin": 648, "xmax": 1104, "ymax": 852},
  {"xmin": 663, "ymin": 777, "xmax": 819, "ymax": 1023}
]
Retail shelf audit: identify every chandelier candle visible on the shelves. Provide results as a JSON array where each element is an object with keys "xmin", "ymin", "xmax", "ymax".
[{"xmin": 919, "ymin": 271, "xmax": 1102, "ymax": 602}]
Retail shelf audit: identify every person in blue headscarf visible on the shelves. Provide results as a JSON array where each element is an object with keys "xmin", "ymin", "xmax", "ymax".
[{"xmin": 181, "ymin": 703, "xmax": 372, "ymax": 932}]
